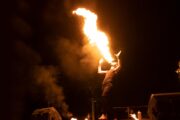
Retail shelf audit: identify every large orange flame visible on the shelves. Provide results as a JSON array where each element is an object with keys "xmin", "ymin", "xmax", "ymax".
[{"xmin": 73, "ymin": 8, "xmax": 114, "ymax": 63}]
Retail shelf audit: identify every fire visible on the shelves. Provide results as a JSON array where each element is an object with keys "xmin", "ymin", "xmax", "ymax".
[
  {"xmin": 73, "ymin": 8, "xmax": 114, "ymax": 63},
  {"xmin": 130, "ymin": 113, "xmax": 139, "ymax": 120},
  {"xmin": 71, "ymin": 117, "xmax": 77, "ymax": 120}
]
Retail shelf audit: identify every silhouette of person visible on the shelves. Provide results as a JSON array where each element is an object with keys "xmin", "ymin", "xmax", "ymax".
[{"xmin": 98, "ymin": 51, "xmax": 121, "ymax": 119}]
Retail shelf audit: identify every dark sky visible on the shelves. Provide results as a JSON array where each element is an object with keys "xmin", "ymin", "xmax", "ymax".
[{"xmin": 2, "ymin": 0, "xmax": 179, "ymax": 120}]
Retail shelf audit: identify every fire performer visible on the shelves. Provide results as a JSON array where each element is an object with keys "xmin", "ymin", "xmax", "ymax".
[
  {"xmin": 73, "ymin": 8, "xmax": 122, "ymax": 119},
  {"xmin": 98, "ymin": 52, "xmax": 121, "ymax": 119}
]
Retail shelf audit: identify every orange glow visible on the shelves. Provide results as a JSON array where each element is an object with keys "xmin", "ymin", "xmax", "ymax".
[
  {"xmin": 71, "ymin": 118, "xmax": 77, "ymax": 120},
  {"xmin": 130, "ymin": 113, "xmax": 138, "ymax": 120},
  {"xmin": 73, "ymin": 8, "xmax": 114, "ymax": 63}
]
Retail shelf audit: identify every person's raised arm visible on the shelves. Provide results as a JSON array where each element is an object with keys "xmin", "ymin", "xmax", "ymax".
[
  {"xmin": 116, "ymin": 58, "xmax": 120, "ymax": 70},
  {"xmin": 114, "ymin": 55, "xmax": 121, "ymax": 72},
  {"xmin": 98, "ymin": 58, "xmax": 108, "ymax": 74}
]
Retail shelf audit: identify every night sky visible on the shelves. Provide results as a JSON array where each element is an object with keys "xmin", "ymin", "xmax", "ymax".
[{"xmin": 2, "ymin": 0, "xmax": 179, "ymax": 120}]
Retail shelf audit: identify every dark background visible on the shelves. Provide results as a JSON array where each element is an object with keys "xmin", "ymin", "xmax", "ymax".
[{"xmin": 1, "ymin": 0, "xmax": 179, "ymax": 120}]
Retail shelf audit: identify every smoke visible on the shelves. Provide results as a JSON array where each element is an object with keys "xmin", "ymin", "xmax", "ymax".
[
  {"xmin": 32, "ymin": 65, "xmax": 72, "ymax": 118},
  {"xmin": 10, "ymin": 41, "xmax": 41, "ymax": 120},
  {"xmin": 31, "ymin": 0, "xmax": 100, "ymax": 81},
  {"xmin": 7, "ymin": 0, "xmax": 100, "ymax": 119},
  {"xmin": 11, "ymin": 41, "xmax": 72, "ymax": 120},
  {"xmin": 53, "ymin": 37, "xmax": 100, "ymax": 81}
]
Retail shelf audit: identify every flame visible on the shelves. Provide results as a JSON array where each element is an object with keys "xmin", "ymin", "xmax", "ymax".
[
  {"xmin": 71, "ymin": 118, "xmax": 77, "ymax": 120},
  {"xmin": 130, "ymin": 114, "xmax": 139, "ymax": 120},
  {"xmin": 73, "ymin": 8, "xmax": 114, "ymax": 63}
]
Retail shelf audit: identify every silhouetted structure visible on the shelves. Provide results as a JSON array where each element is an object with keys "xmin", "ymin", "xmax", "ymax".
[{"xmin": 148, "ymin": 93, "xmax": 180, "ymax": 120}]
